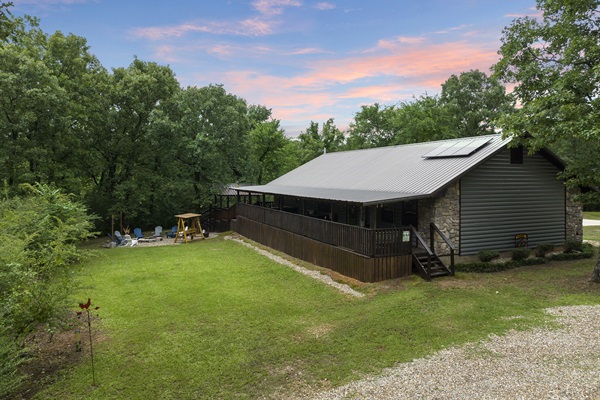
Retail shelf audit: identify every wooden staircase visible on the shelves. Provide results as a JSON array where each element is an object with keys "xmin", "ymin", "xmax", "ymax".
[
  {"xmin": 410, "ymin": 223, "xmax": 456, "ymax": 281},
  {"xmin": 412, "ymin": 250, "xmax": 452, "ymax": 280}
]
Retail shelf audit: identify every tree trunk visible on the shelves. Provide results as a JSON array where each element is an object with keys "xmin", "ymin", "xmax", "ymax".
[{"xmin": 592, "ymin": 253, "xmax": 600, "ymax": 283}]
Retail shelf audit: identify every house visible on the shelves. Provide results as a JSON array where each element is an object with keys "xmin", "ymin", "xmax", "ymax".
[{"xmin": 231, "ymin": 134, "xmax": 582, "ymax": 282}]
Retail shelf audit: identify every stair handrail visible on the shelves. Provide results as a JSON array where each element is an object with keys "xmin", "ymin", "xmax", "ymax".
[
  {"xmin": 410, "ymin": 225, "xmax": 434, "ymax": 280},
  {"xmin": 429, "ymin": 222, "xmax": 456, "ymax": 276}
]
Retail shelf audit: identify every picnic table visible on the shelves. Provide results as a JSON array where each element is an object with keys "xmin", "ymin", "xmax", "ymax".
[{"xmin": 174, "ymin": 213, "xmax": 205, "ymax": 243}]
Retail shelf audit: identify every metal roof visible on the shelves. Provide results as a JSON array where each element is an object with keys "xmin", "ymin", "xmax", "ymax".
[{"xmin": 240, "ymin": 134, "xmax": 513, "ymax": 205}]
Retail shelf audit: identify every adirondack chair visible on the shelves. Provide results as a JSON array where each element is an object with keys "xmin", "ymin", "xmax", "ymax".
[
  {"xmin": 133, "ymin": 228, "xmax": 144, "ymax": 239},
  {"xmin": 153, "ymin": 226, "xmax": 163, "ymax": 238},
  {"xmin": 113, "ymin": 230, "xmax": 126, "ymax": 246},
  {"xmin": 165, "ymin": 226, "xmax": 177, "ymax": 238}
]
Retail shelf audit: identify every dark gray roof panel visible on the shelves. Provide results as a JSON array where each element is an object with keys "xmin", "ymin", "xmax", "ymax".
[{"xmin": 240, "ymin": 134, "xmax": 512, "ymax": 205}]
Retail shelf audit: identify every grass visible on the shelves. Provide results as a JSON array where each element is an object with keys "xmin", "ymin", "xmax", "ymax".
[
  {"xmin": 35, "ymin": 235, "xmax": 600, "ymax": 399},
  {"xmin": 584, "ymin": 211, "xmax": 600, "ymax": 220},
  {"xmin": 584, "ymin": 212, "xmax": 600, "ymax": 242}
]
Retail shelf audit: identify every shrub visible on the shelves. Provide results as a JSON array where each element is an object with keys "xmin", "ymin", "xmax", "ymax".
[
  {"xmin": 564, "ymin": 240, "xmax": 583, "ymax": 253},
  {"xmin": 511, "ymin": 247, "xmax": 530, "ymax": 261},
  {"xmin": 0, "ymin": 325, "xmax": 22, "ymax": 398},
  {"xmin": 535, "ymin": 243, "xmax": 554, "ymax": 257},
  {"xmin": 478, "ymin": 250, "xmax": 500, "ymax": 262}
]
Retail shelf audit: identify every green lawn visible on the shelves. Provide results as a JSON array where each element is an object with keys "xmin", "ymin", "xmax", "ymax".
[
  {"xmin": 584, "ymin": 212, "xmax": 600, "ymax": 242},
  {"xmin": 36, "ymin": 235, "xmax": 600, "ymax": 399},
  {"xmin": 584, "ymin": 211, "xmax": 600, "ymax": 220}
]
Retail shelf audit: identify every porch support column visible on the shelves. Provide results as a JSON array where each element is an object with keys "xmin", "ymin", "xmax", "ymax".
[{"xmin": 370, "ymin": 205, "xmax": 377, "ymax": 229}]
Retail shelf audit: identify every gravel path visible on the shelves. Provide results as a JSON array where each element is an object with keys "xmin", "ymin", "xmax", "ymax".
[
  {"xmin": 310, "ymin": 305, "xmax": 600, "ymax": 399},
  {"xmin": 224, "ymin": 235, "xmax": 365, "ymax": 298}
]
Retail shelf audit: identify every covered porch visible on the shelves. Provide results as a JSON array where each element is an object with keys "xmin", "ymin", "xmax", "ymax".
[{"xmin": 232, "ymin": 201, "xmax": 454, "ymax": 282}]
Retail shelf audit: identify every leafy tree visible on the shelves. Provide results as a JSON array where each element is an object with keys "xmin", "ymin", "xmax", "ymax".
[
  {"xmin": 80, "ymin": 59, "xmax": 180, "ymax": 228},
  {"xmin": 247, "ymin": 105, "xmax": 298, "ymax": 184},
  {"xmin": 440, "ymin": 69, "xmax": 515, "ymax": 137},
  {"xmin": 493, "ymin": 0, "xmax": 600, "ymax": 282},
  {"xmin": 346, "ymin": 103, "xmax": 398, "ymax": 149},
  {"xmin": 297, "ymin": 118, "xmax": 345, "ymax": 163},
  {"xmin": 152, "ymin": 84, "xmax": 251, "ymax": 210},
  {"xmin": 391, "ymin": 95, "xmax": 457, "ymax": 145}
]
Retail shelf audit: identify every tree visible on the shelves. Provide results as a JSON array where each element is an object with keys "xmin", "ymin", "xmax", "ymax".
[
  {"xmin": 346, "ymin": 103, "xmax": 397, "ymax": 149},
  {"xmin": 247, "ymin": 105, "xmax": 298, "ymax": 184},
  {"xmin": 297, "ymin": 118, "xmax": 345, "ymax": 163},
  {"xmin": 391, "ymin": 95, "xmax": 457, "ymax": 145},
  {"xmin": 493, "ymin": 0, "xmax": 600, "ymax": 282},
  {"xmin": 440, "ymin": 69, "xmax": 515, "ymax": 137},
  {"xmin": 153, "ymin": 84, "xmax": 251, "ymax": 210},
  {"xmin": 80, "ymin": 59, "xmax": 180, "ymax": 228}
]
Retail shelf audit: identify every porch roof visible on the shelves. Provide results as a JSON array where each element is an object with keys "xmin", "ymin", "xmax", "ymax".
[{"xmin": 239, "ymin": 134, "xmax": 515, "ymax": 205}]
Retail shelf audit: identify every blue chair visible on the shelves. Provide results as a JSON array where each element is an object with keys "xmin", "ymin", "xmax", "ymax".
[
  {"xmin": 113, "ymin": 230, "xmax": 126, "ymax": 246},
  {"xmin": 165, "ymin": 226, "xmax": 177, "ymax": 238},
  {"xmin": 133, "ymin": 228, "xmax": 144, "ymax": 239}
]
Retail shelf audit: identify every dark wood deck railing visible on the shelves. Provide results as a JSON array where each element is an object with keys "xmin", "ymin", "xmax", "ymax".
[{"xmin": 236, "ymin": 203, "xmax": 412, "ymax": 257}]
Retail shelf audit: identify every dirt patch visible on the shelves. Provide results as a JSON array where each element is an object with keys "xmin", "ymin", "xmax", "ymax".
[{"xmin": 12, "ymin": 314, "xmax": 107, "ymax": 399}]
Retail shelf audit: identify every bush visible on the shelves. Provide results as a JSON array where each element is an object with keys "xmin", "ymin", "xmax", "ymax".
[
  {"xmin": 478, "ymin": 250, "xmax": 500, "ymax": 262},
  {"xmin": 512, "ymin": 247, "xmax": 530, "ymax": 261},
  {"xmin": 564, "ymin": 239, "xmax": 583, "ymax": 253},
  {"xmin": 0, "ymin": 326, "xmax": 22, "ymax": 398},
  {"xmin": 534, "ymin": 243, "xmax": 554, "ymax": 257}
]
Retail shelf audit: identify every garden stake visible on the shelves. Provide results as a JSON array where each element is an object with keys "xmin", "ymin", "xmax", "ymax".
[{"xmin": 78, "ymin": 298, "xmax": 99, "ymax": 386}]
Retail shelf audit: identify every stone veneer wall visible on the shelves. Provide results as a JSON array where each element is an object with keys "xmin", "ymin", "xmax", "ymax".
[
  {"xmin": 565, "ymin": 186, "xmax": 583, "ymax": 242},
  {"xmin": 417, "ymin": 181, "xmax": 461, "ymax": 255}
]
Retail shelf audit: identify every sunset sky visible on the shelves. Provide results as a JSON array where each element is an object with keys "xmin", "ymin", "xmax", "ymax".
[{"xmin": 11, "ymin": 0, "xmax": 538, "ymax": 136}]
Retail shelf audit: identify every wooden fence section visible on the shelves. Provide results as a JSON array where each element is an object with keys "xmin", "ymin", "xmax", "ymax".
[
  {"xmin": 236, "ymin": 203, "xmax": 412, "ymax": 257},
  {"xmin": 232, "ymin": 217, "xmax": 412, "ymax": 282}
]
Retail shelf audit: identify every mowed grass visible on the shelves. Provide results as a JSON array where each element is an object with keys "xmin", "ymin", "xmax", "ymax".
[
  {"xmin": 584, "ymin": 211, "xmax": 600, "ymax": 220},
  {"xmin": 584, "ymin": 212, "xmax": 600, "ymax": 242},
  {"xmin": 38, "ymin": 235, "xmax": 600, "ymax": 399}
]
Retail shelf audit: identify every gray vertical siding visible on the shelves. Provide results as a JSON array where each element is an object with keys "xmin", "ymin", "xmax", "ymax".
[{"xmin": 460, "ymin": 149, "xmax": 565, "ymax": 254}]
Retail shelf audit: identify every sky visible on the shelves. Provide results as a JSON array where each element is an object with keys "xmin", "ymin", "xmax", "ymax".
[{"xmin": 11, "ymin": 0, "xmax": 538, "ymax": 136}]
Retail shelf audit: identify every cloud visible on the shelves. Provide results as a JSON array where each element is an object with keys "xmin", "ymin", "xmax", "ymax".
[
  {"xmin": 314, "ymin": 2, "xmax": 335, "ymax": 11},
  {"xmin": 199, "ymin": 35, "xmax": 499, "ymax": 133},
  {"xmin": 433, "ymin": 24, "xmax": 468, "ymax": 34},
  {"xmin": 284, "ymin": 47, "xmax": 328, "ymax": 55},
  {"xmin": 505, "ymin": 7, "xmax": 542, "ymax": 19},
  {"xmin": 252, "ymin": 0, "xmax": 302, "ymax": 15},
  {"xmin": 131, "ymin": 18, "xmax": 276, "ymax": 40}
]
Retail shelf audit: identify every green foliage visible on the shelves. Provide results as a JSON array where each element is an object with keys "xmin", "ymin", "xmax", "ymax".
[
  {"xmin": 297, "ymin": 118, "xmax": 345, "ymax": 163},
  {"xmin": 0, "ymin": 184, "xmax": 95, "ymax": 336},
  {"xmin": 440, "ymin": 69, "xmax": 515, "ymax": 137},
  {"xmin": 511, "ymin": 247, "xmax": 530, "ymax": 261},
  {"xmin": 0, "ymin": 325, "xmax": 22, "ymax": 399},
  {"xmin": 478, "ymin": 250, "xmax": 500, "ymax": 262},
  {"xmin": 247, "ymin": 105, "xmax": 299, "ymax": 184},
  {"xmin": 534, "ymin": 243, "xmax": 555, "ymax": 257},
  {"xmin": 457, "ymin": 244, "xmax": 594, "ymax": 273},
  {"xmin": 564, "ymin": 239, "xmax": 584, "ymax": 254},
  {"xmin": 345, "ymin": 103, "xmax": 398, "ymax": 149}
]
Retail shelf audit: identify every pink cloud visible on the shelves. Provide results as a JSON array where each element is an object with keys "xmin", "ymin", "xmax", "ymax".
[
  {"xmin": 284, "ymin": 47, "xmax": 328, "ymax": 55},
  {"xmin": 314, "ymin": 2, "xmax": 335, "ymax": 11},
  {"xmin": 131, "ymin": 18, "xmax": 276, "ymax": 40},
  {"xmin": 203, "ymin": 37, "xmax": 501, "ymax": 132},
  {"xmin": 252, "ymin": 0, "xmax": 302, "ymax": 15}
]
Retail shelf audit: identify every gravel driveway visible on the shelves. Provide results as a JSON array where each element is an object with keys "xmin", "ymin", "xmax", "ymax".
[{"xmin": 309, "ymin": 305, "xmax": 600, "ymax": 400}]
